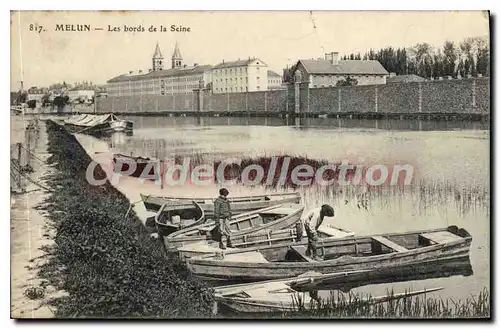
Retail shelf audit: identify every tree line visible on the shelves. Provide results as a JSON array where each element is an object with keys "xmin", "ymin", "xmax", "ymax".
[
  {"xmin": 283, "ymin": 36, "xmax": 489, "ymax": 82},
  {"xmin": 342, "ymin": 36, "xmax": 489, "ymax": 79}
]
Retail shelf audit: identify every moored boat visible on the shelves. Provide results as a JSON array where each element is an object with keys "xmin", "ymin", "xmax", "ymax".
[
  {"xmin": 140, "ymin": 191, "xmax": 301, "ymax": 214},
  {"xmin": 64, "ymin": 113, "xmax": 133, "ymax": 135},
  {"xmin": 155, "ymin": 200, "xmax": 205, "ymax": 236},
  {"xmin": 177, "ymin": 225, "xmax": 355, "ymax": 261},
  {"xmin": 187, "ymin": 226, "xmax": 472, "ymax": 282},
  {"xmin": 113, "ymin": 153, "xmax": 158, "ymax": 179},
  {"xmin": 213, "ymin": 272, "xmax": 444, "ymax": 314},
  {"xmin": 165, "ymin": 203, "xmax": 305, "ymax": 252}
]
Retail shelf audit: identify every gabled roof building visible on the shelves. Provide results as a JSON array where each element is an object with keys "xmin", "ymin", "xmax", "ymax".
[{"xmin": 293, "ymin": 52, "xmax": 389, "ymax": 87}]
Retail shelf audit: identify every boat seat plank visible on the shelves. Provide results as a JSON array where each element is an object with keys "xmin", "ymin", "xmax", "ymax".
[
  {"xmin": 290, "ymin": 245, "xmax": 317, "ymax": 262},
  {"xmin": 220, "ymin": 251, "xmax": 270, "ymax": 263},
  {"xmin": 420, "ymin": 231, "xmax": 461, "ymax": 244},
  {"xmin": 372, "ymin": 236, "xmax": 408, "ymax": 252}
]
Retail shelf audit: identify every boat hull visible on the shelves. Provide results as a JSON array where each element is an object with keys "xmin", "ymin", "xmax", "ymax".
[
  {"xmin": 113, "ymin": 154, "xmax": 157, "ymax": 179},
  {"xmin": 140, "ymin": 192, "xmax": 301, "ymax": 215},
  {"xmin": 155, "ymin": 201, "xmax": 206, "ymax": 236},
  {"xmin": 187, "ymin": 227, "xmax": 472, "ymax": 282},
  {"xmin": 63, "ymin": 114, "xmax": 133, "ymax": 135},
  {"xmin": 165, "ymin": 203, "xmax": 304, "ymax": 252},
  {"xmin": 177, "ymin": 226, "xmax": 354, "ymax": 261}
]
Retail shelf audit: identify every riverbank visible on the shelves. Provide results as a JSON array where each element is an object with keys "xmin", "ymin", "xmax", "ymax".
[{"xmin": 33, "ymin": 120, "xmax": 214, "ymax": 318}]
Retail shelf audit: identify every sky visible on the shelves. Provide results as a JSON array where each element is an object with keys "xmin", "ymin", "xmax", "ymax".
[{"xmin": 10, "ymin": 11, "xmax": 489, "ymax": 90}]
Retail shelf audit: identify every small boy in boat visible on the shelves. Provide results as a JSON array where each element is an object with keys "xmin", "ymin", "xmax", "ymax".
[
  {"xmin": 213, "ymin": 188, "xmax": 232, "ymax": 249},
  {"xmin": 303, "ymin": 204, "xmax": 335, "ymax": 260}
]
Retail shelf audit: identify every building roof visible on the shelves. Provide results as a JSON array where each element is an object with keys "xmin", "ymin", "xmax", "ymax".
[
  {"xmin": 298, "ymin": 59, "xmax": 389, "ymax": 75},
  {"xmin": 267, "ymin": 70, "xmax": 281, "ymax": 78},
  {"xmin": 153, "ymin": 42, "xmax": 163, "ymax": 58},
  {"xmin": 172, "ymin": 42, "xmax": 182, "ymax": 59},
  {"xmin": 386, "ymin": 74, "xmax": 426, "ymax": 83},
  {"xmin": 213, "ymin": 58, "xmax": 266, "ymax": 69},
  {"xmin": 107, "ymin": 65, "xmax": 212, "ymax": 83}
]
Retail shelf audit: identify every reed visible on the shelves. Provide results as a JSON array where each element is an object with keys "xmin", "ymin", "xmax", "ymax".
[{"xmin": 281, "ymin": 287, "xmax": 490, "ymax": 318}]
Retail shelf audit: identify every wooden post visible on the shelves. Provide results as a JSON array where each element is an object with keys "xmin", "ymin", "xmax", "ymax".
[
  {"xmin": 17, "ymin": 142, "xmax": 22, "ymax": 167},
  {"xmin": 25, "ymin": 130, "xmax": 31, "ymax": 168},
  {"xmin": 160, "ymin": 159, "xmax": 164, "ymax": 189},
  {"xmin": 264, "ymin": 91, "xmax": 268, "ymax": 112},
  {"xmin": 374, "ymin": 86, "xmax": 378, "ymax": 113},
  {"xmin": 17, "ymin": 142, "xmax": 22, "ymax": 191}
]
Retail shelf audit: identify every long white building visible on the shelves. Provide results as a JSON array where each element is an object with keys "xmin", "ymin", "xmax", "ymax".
[
  {"xmin": 107, "ymin": 42, "xmax": 212, "ymax": 96},
  {"xmin": 211, "ymin": 58, "xmax": 268, "ymax": 94}
]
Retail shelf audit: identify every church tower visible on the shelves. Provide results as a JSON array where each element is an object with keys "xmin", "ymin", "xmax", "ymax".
[
  {"xmin": 171, "ymin": 41, "xmax": 182, "ymax": 69},
  {"xmin": 152, "ymin": 42, "xmax": 163, "ymax": 71}
]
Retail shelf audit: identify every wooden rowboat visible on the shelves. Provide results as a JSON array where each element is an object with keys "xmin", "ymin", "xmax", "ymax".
[
  {"xmin": 140, "ymin": 191, "xmax": 301, "ymax": 215},
  {"xmin": 113, "ymin": 153, "xmax": 157, "ymax": 179},
  {"xmin": 154, "ymin": 201, "xmax": 205, "ymax": 236},
  {"xmin": 187, "ymin": 226, "xmax": 472, "ymax": 282},
  {"xmin": 213, "ymin": 271, "xmax": 444, "ymax": 313},
  {"xmin": 177, "ymin": 224, "xmax": 355, "ymax": 261},
  {"xmin": 164, "ymin": 203, "xmax": 304, "ymax": 252}
]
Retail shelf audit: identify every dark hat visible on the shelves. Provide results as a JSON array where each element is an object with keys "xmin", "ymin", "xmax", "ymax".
[
  {"xmin": 219, "ymin": 188, "xmax": 229, "ymax": 196},
  {"xmin": 321, "ymin": 204, "xmax": 335, "ymax": 217}
]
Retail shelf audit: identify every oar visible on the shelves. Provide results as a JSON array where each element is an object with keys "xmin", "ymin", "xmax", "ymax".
[
  {"xmin": 344, "ymin": 287, "xmax": 444, "ymax": 306},
  {"xmin": 213, "ymin": 269, "xmax": 372, "ymax": 296}
]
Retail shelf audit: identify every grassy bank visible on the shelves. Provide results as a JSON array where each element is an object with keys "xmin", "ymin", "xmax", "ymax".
[{"xmin": 36, "ymin": 121, "xmax": 214, "ymax": 318}]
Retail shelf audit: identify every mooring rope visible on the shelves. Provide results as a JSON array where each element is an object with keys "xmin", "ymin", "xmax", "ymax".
[
  {"xmin": 11, "ymin": 163, "xmax": 52, "ymax": 192},
  {"xmin": 19, "ymin": 144, "xmax": 48, "ymax": 165}
]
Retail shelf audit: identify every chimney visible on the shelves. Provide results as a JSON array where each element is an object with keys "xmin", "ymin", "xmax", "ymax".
[{"xmin": 325, "ymin": 52, "xmax": 339, "ymax": 65}]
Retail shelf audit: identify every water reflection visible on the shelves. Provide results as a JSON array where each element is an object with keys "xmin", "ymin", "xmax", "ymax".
[{"xmin": 122, "ymin": 116, "xmax": 490, "ymax": 131}]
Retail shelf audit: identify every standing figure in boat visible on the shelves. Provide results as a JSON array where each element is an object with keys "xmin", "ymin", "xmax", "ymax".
[
  {"xmin": 213, "ymin": 188, "xmax": 233, "ymax": 249},
  {"xmin": 303, "ymin": 204, "xmax": 335, "ymax": 260}
]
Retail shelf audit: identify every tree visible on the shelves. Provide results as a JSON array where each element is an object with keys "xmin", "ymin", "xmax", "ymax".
[
  {"xmin": 27, "ymin": 99, "xmax": 37, "ymax": 109},
  {"xmin": 336, "ymin": 76, "xmax": 358, "ymax": 86},
  {"xmin": 442, "ymin": 41, "xmax": 458, "ymax": 76}
]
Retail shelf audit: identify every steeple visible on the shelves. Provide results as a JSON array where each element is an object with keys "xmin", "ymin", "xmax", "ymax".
[
  {"xmin": 152, "ymin": 42, "xmax": 163, "ymax": 71},
  {"xmin": 172, "ymin": 41, "xmax": 182, "ymax": 69}
]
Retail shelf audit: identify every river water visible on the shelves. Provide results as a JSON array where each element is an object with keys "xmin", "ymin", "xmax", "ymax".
[{"xmin": 72, "ymin": 115, "xmax": 489, "ymax": 302}]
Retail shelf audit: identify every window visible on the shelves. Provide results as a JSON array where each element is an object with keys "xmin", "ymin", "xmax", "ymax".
[
  {"xmin": 257, "ymin": 86, "xmax": 260, "ymax": 90},
  {"xmin": 257, "ymin": 77, "xmax": 260, "ymax": 80},
  {"xmin": 257, "ymin": 67, "xmax": 260, "ymax": 72}
]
